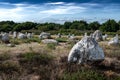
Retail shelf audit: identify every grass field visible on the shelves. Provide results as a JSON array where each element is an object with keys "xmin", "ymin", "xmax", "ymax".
[{"xmin": 0, "ymin": 35, "xmax": 120, "ymax": 80}]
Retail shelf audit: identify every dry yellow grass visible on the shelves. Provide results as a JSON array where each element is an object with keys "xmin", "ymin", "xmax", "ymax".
[
  {"xmin": 0, "ymin": 42, "xmax": 70, "ymax": 59},
  {"xmin": 0, "ymin": 36, "xmax": 120, "ymax": 80},
  {"xmin": 0, "ymin": 43, "xmax": 45, "ymax": 55},
  {"xmin": 0, "ymin": 35, "xmax": 120, "ymax": 59}
]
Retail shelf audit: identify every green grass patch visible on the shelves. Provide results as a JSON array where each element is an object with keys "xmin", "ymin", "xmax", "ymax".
[
  {"xmin": 10, "ymin": 37, "xmax": 41, "ymax": 44},
  {"xmin": 47, "ymin": 43, "xmax": 57, "ymax": 50},
  {"xmin": 28, "ymin": 37, "xmax": 41, "ymax": 43},
  {"xmin": 56, "ymin": 37, "xmax": 68, "ymax": 42},
  {"xmin": 10, "ymin": 39, "xmax": 20, "ymax": 45}
]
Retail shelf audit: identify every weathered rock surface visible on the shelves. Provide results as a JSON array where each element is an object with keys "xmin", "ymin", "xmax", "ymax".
[
  {"xmin": 108, "ymin": 34, "xmax": 119, "ymax": 46},
  {"xmin": 13, "ymin": 31, "xmax": 17, "ymax": 39},
  {"xmin": 68, "ymin": 36, "xmax": 105, "ymax": 64},
  {"xmin": 39, "ymin": 32, "xmax": 51, "ymax": 39},
  {"xmin": 18, "ymin": 33, "xmax": 27, "ymax": 39},
  {"xmin": 69, "ymin": 34, "xmax": 75, "ymax": 40},
  {"xmin": 93, "ymin": 30, "xmax": 103, "ymax": 41},
  {"xmin": 102, "ymin": 34, "xmax": 108, "ymax": 40},
  {"xmin": 41, "ymin": 39, "xmax": 58, "ymax": 44},
  {"xmin": 1, "ymin": 33, "xmax": 10, "ymax": 43},
  {"xmin": 27, "ymin": 33, "xmax": 32, "ymax": 39}
]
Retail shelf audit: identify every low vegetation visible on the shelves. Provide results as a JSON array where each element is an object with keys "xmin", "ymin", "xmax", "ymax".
[
  {"xmin": 47, "ymin": 43, "xmax": 57, "ymax": 50},
  {"xmin": 10, "ymin": 37, "xmax": 41, "ymax": 45},
  {"xmin": 61, "ymin": 67, "xmax": 106, "ymax": 80},
  {"xmin": 56, "ymin": 37, "xmax": 68, "ymax": 42},
  {"xmin": 0, "ymin": 33, "xmax": 120, "ymax": 80},
  {"xmin": 100, "ymin": 43, "xmax": 120, "ymax": 58},
  {"xmin": 0, "ymin": 43, "xmax": 120, "ymax": 80},
  {"xmin": 0, "ymin": 53, "xmax": 11, "ymax": 61}
]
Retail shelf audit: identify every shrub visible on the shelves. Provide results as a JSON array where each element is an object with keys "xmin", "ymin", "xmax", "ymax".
[
  {"xmin": 0, "ymin": 53, "xmax": 11, "ymax": 61},
  {"xmin": 18, "ymin": 52, "xmax": 54, "ymax": 65},
  {"xmin": 0, "ymin": 60, "xmax": 20, "ymax": 73},
  {"xmin": 60, "ymin": 67, "xmax": 106, "ymax": 80}
]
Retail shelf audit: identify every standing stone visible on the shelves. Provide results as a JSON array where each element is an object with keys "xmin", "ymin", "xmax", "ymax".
[
  {"xmin": 9, "ymin": 31, "xmax": 12, "ymax": 35},
  {"xmin": 69, "ymin": 34, "xmax": 75, "ymax": 40},
  {"xmin": 39, "ymin": 32, "xmax": 51, "ymax": 39},
  {"xmin": 18, "ymin": 33, "xmax": 27, "ymax": 39},
  {"xmin": 57, "ymin": 33, "xmax": 61, "ymax": 38},
  {"xmin": 84, "ymin": 33, "xmax": 87, "ymax": 37},
  {"xmin": 108, "ymin": 34, "xmax": 119, "ymax": 46},
  {"xmin": 93, "ymin": 30, "xmax": 103, "ymax": 41},
  {"xmin": 27, "ymin": 33, "xmax": 32, "ymax": 39},
  {"xmin": 13, "ymin": 31, "xmax": 17, "ymax": 39},
  {"xmin": 1, "ymin": 33, "xmax": 10, "ymax": 43},
  {"xmin": 68, "ymin": 36, "xmax": 105, "ymax": 64},
  {"xmin": 102, "ymin": 34, "xmax": 108, "ymax": 40}
]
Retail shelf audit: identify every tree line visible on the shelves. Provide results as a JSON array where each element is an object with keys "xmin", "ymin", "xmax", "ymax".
[{"xmin": 0, "ymin": 19, "xmax": 120, "ymax": 33}]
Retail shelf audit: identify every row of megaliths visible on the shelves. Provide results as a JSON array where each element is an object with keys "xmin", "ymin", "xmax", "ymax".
[
  {"xmin": 68, "ymin": 30, "xmax": 119, "ymax": 64},
  {"xmin": 14, "ymin": 32, "xmax": 34, "ymax": 39},
  {"xmin": 0, "ymin": 32, "xmax": 34, "ymax": 44}
]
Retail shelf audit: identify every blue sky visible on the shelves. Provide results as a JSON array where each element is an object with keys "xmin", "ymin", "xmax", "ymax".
[{"xmin": 0, "ymin": 0, "xmax": 120, "ymax": 23}]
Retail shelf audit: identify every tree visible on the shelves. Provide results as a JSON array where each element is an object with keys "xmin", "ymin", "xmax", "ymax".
[
  {"xmin": 64, "ymin": 22, "xmax": 72, "ymax": 29},
  {"xmin": 118, "ymin": 21, "xmax": 120, "ymax": 30},
  {"xmin": 100, "ymin": 20, "xmax": 119, "ymax": 32},
  {"xmin": 88, "ymin": 21, "xmax": 100, "ymax": 30},
  {"xmin": 0, "ymin": 21, "xmax": 15, "ymax": 31},
  {"xmin": 13, "ymin": 22, "xmax": 37, "ymax": 31},
  {"xmin": 70, "ymin": 20, "xmax": 87, "ymax": 30}
]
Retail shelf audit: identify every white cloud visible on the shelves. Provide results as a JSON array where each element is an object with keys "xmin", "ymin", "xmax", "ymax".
[
  {"xmin": 0, "ymin": 2, "xmax": 119, "ymax": 23},
  {"xmin": 0, "ymin": 7, "xmax": 25, "ymax": 21},
  {"xmin": 40, "ymin": 6, "xmax": 86, "ymax": 15},
  {"xmin": 0, "ymin": 2, "xmax": 87, "ymax": 22},
  {"xmin": 46, "ymin": 2, "xmax": 65, "ymax": 5}
]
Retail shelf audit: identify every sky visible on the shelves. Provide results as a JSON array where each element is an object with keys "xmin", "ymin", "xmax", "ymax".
[{"xmin": 0, "ymin": 0, "xmax": 120, "ymax": 23}]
